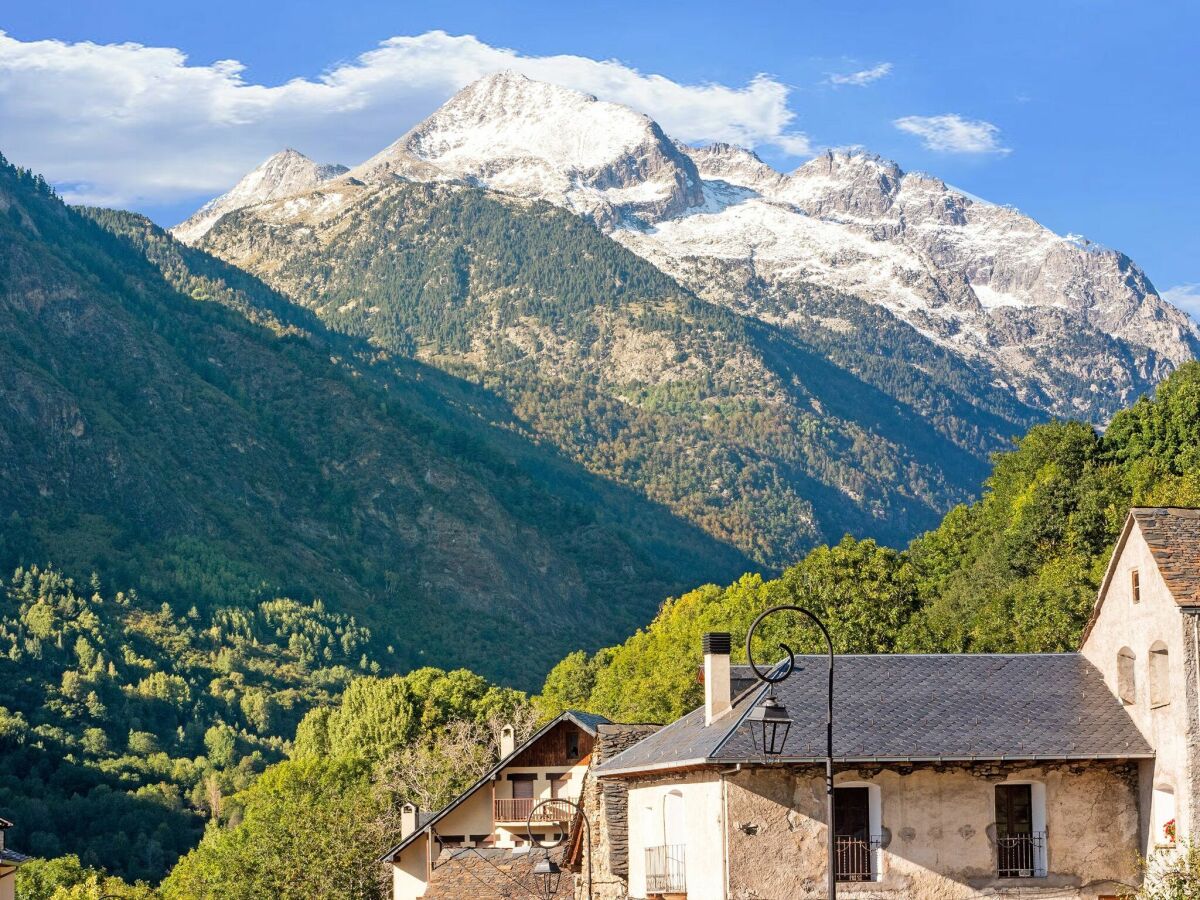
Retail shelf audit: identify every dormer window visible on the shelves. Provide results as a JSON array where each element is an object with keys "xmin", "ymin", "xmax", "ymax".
[{"xmin": 1131, "ymin": 569, "xmax": 1141, "ymax": 604}]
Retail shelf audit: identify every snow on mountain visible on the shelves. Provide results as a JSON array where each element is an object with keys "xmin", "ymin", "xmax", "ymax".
[
  {"xmin": 616, "ymin": 146, "xmax": 1199, "ymax": 414},
  {"xmin": 351, "ymin": 71, "xmax": 703, "ymax": 228},
  {"xmin": 181, "ymin": 74, "xmax": 1199, "ymax": 419},
  {"xmin": 172, "ymin": 149, "xmax": 347, "ymax": 243}
]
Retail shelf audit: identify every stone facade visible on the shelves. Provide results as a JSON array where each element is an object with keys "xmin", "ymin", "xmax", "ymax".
[{"xmin": 722, "ymin": 762, "xmax": 1139, "ymax": 900}]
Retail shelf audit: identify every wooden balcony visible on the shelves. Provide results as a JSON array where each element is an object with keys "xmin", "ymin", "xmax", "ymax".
[{"xmin": 492, "ymin": 797, "xmax": 577, "ymax": 824}]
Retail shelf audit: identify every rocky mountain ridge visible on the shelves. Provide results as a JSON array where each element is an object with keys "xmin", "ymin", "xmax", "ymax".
[
  {"xmin": 172, "ymin": 72, "xmax": 1197, "ymax": 421},
  {"xmin": 173, "ymin": 148, "xmax": 348, "ymax": 243}
]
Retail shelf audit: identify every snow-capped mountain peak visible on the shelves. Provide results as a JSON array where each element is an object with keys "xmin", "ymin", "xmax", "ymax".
[
  {"xmin": 172, "ymin": 149, "xmax": 347, "ymax": 243},
  {"xmin": 178, "ymin": 74, "xmax": 1198, "ymax": 420},
  {"xmin": 351, "ymin": 71, "xmax": 703, "ymax": 227}
]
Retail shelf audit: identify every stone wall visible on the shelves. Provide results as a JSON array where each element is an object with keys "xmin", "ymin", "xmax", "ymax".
[
  {"xmin": 577, "ymin": 724, "xmax": 661, "ymax": 900},
  {"xmin": 724, "ymin": 761, "xmax": 1140, "ymax": 900}
]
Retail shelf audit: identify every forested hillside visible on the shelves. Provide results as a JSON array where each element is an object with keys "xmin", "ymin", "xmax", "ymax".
[
  {"xmin": 540, "ymin": 362, "xmax": 1200, "ymax": 723},
  {"xmin": 0, "ymin": 566, "xmax": 373, "ymax": 879},
  {"xmin": 199, "ymin": 179, "xmax": 1043, "ymax": 563},
  {"xmin": 11, "ymin": 364, "xmax": 1200, "ymax": 897},
  {"xmin": 0, "ymin": 152, "xmax": 749, "ymax": 690}
]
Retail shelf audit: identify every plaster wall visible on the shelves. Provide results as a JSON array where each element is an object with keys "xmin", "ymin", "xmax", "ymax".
[
  {"xmin": 436, "ymin": 789, "xmax": 496, "ymax": 841},
  {"xmin": 722, "ymin": 762, "xmax": 1139, "ymax": 900},
  {"xmin": 1081, "ymin": 522, "xmax": 1194, "ymax": 845},
  {"xmin": 627, "ymin": 774, "xmax": 725, "ymax": 900},
  {"xmin": 392, "ymin": 832, "xmax": 430, "ymax": 900}
]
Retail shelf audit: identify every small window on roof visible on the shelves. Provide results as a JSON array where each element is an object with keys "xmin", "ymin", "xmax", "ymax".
[
  {"xmin": 1118, "ymin": 648, "xmax": 1136, "ymax": 704},
  {"xmin": 1132, "ymin": 569, "xmax": 1141, "ymax": 604}
]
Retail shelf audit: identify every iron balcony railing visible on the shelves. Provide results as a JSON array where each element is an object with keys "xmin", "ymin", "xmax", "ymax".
[
  {"xmin": 997, "ymin": 832, "xmax": 1047, "ymax": 878},
  {"xmin": 834, "ymin": 835, "xmax": 882, "ymax": 882},
  {"xmin": 645, "ymin": 843, "xmax": 686, "ymax": 893},
  {"xmin": 492, "ymin": 797, "xmax": 576, "ymax": 823}
]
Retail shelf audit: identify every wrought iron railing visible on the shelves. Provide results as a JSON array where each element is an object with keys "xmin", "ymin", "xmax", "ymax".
[
  {"xmin": 645, "ymin": 843, "xmax": 686, "ymax": 892},
  {"xmin": 997, "ymin": 832, "xmax": 1047, "ymax": 878},
  {"xmin": 835, "ymin": 835, "xmax": 881, "ymax": 882},
  {"xmin": 492, "ymin": 797, "xmax": 576, "ymax": 823}
]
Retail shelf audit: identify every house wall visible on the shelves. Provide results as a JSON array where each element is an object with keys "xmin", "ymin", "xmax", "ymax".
[
  {"xmin": 578, "ymin": 724, "xmax": 663, "ymax": 900},
  {"xmin": 626, "ymin": 774, "xmax": 726, "ymax": 900},
  {"xmin": 1081, "ymin": 521, "xmax": 1196, "ymax": 847},
  {"xmin": 721, "ymin": 762, "xmax": 1140, "ymax": 900},
  {"xmin": 392, "ymin": 832, "xmax": 430, "ymax": 900}
]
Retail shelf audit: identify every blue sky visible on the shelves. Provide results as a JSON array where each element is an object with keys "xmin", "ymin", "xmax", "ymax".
[{"xmin": 2, "ymin": 1, "xmax": 1197, "ymax": 312}]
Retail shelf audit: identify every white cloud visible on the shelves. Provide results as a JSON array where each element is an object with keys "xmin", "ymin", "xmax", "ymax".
[
  {"xmin": 0, "ymin": 30, "xmax": 812, "ymax": 208},
  {"xmin": 828, "ymin": 63, "xmax": 893, "ymax": 87},
  {"xmin": 1162, "ymin": 284, "xmax": 1200, "ymax": 322},
  {"xmin": 893, "ymin": 113, "xmax": 1011, "ymax": 155}
]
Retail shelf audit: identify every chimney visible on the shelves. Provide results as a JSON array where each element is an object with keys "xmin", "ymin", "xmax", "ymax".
[
  {"xmin": 500, "ymin": 724, "xmax": 516, "ymax": 758},
  {"xmin": 703, "ymin": 632, "xmax": 732, "ymax": 725},
  {"xmin": 400, "ymin": 802, "xmax": 419, "ymax": 839}
]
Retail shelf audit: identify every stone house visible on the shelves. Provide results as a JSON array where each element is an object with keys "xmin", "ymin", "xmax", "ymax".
[
  {"xmin": 0, "ymin": 818, "xmax": 29, "ymax": 900},
  {"xmin": 379, "ymin": 710, "xmax": 609, "ymax": 900},
  {"xmin": 585, "ymin": 507, "xmax": 1200, "ymax": 899}
]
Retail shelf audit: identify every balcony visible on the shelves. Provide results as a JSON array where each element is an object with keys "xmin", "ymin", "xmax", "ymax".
[
  {"xmin": 835, "ymin": 835, "xmax": 881, "ymax": 882},
  {"xmin": 645, "ymin": 844, "xmax": 686, "ymax": 893},
  {"xmin": 997, "ymin": 832, "xmax": 1047, "ymax": 878},
  {"xmin": 492, "ymin": 797, "xmax": 577, "ymax": 824}
]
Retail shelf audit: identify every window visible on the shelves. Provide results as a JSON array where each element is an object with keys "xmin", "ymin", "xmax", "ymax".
[
  {"xmin": 995, "ymin": 784, "xmax": 1046, "ymax": 878},
  {"xmin": 511, "ymin": 776, "xmax": 535, "ymax": 800},
  {"xmin": 1153, "ymin": 785, "xmax": 1177, "ymax": 847},
  {"xmin": 646, "ymin": 792, "xmax": 687, "ymax": 893},
  {"xmin": 1118, "ymin": 648, "xmax": 1137, "ymax": 704},
  {"xmin": 834, "ymin": 787, "xmax": 878, "ymax": 882},
  {"xmin": 1150, "ymin": 642, "xmax": 1171, "ymax": 708},
  {"xmin": 1131, "ymin": 569, "xmax": 1141, "ymax": 603},
  {"xmin": 565, "ymin": 730, "xmax": 581, "ymax": 760}
]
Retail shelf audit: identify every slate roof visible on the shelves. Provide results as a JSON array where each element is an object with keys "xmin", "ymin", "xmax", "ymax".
[
  {"xmin": 596, "ymin": 653, "xmax": 1152, "ymax": 776},
  {"xmin": 378, "ymin": 710, "xmax": 610, "ymax": 862},
  {"xmin": 1132, "ymin": 507, "xmax": 1200, "ymax": 604},
  {"xmin": 0, "ymin": 848, "xmax": 30, "ymax": 865},
  {"xmin": 422, "ymin": 846, "xmax": 573, "ymax": 899}
]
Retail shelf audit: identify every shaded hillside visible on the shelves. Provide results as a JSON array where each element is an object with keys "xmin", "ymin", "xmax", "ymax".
[
  {"xmin": 0, "ymin": 154, "xmax": 748, "ymax": 686},
  {"xmin": 198, "ymin": 179, "xmax": 1041, "ymax": 562}
]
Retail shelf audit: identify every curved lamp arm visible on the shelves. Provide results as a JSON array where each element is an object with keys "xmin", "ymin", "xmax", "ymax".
[
  {"xmin": 525, "ymin": 796, "xmax": 592, "ymax": 900},
  {"xmin": 745, "ymin": 603, "xmax": 834, "ymax": 685}
]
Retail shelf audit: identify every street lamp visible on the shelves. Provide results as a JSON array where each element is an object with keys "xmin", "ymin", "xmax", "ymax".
[
  {"xmin": 745, "ymin": 604, "xmax": 836, "ymax": 899},
  {"xmin": 525, "ymin": 796, "xmax": 592, "ymax": 900}
]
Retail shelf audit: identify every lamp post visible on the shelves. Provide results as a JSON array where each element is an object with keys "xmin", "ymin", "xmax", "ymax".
[
  {"xmin": 525, "ymin": 796, "xmax": 592, "ymax": 900},
  {"xmin": 745, "ymin": 604, "xmax": 836, "ymax": 900}
]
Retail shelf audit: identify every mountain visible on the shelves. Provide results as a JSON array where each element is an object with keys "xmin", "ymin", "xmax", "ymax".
[
  {"xmin": 174, "ymin": 72, "xmax": 1196, "ymax": 564},
  {"xmin": 172, "ymin": 149, "xmax": 348, "ymax": 244},
  {"xmin": 179, "ymin": 71, "xmax": 1194, "ymax": 425},
  {"xmin": 189, "ymin": 171, "xmax": 1029, "ymax": 563},
  {"xmin": 0, "ymin": 152, "xmax": 750, "ymax": 686},
  {"xmin": 621, "ymin": 145, "xmax": 1198, "ymax": 419}
]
